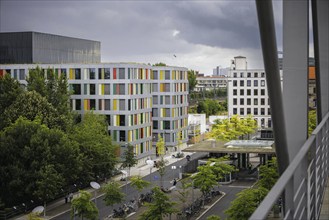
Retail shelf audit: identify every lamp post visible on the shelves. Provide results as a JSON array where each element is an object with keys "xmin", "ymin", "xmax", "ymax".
[
  {"xmin": 90, "ymin": 181, "xmax": 100, "ymax": 207},
  {"xmin": 146, "ymin": 159, "xmax": 154, "ymax": 183}
]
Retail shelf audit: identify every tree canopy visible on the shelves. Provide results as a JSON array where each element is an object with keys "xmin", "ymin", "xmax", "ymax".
[
  {"xmin": 188, "ymin": 70, "xmax": 197, "ymax": 92},
  {"xmin": 71, "ymin": 191, "xmax": 98, "ymax": 220}
]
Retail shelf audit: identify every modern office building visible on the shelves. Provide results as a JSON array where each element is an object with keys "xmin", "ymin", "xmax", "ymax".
[
  {"xmin": 0, "ymin": 32, "xmax": 101, "ymax": 64},
  {"xmin": 0, "ymin": 63, "xmax": 154, "ymax": 160},
  {"xmin": 151, "ymin": 66, "xmax": 189, "ymax": 152},
  {"xmin": 194, "ymin": 75, "xmax": 227, "ymax": 92},
  {"xmin": 227, "ymin": 56, "xmax": 272, "ymax": 128}
]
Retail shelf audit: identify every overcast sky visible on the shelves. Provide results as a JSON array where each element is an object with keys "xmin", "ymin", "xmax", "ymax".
[{"xmin": 0, "ymin": 0, "xmax": 283, "ymax": 74}]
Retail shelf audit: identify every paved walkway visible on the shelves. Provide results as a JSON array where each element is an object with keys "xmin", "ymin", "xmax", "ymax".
[{"xmin": 13, "ymin": 150, "xmax": 193, "ymax": 220}]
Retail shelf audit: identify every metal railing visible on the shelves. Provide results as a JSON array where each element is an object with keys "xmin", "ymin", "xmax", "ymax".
[{"xmin": 250, "ymin": 112, "xmax": 329, "ymax": 219}]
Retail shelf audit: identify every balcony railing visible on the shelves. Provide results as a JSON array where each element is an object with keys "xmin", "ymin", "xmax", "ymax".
[{"xmin": 250, "ymin": 112, "xmax": 329, "ymax": 219}]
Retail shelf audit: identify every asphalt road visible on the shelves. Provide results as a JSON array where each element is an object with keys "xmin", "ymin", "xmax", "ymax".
[
  {"xmin": 198, "ymin": 180, "xmax": 256, "ymax": 220},
  {"xmin": 53, "ymin": 152, "xmax": 207, "ymax": 220}
]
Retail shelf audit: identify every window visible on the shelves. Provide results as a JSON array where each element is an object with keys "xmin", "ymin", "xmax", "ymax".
[
  {"xmin": 89, "ymin": 68, "xmax": 96, "ymax": 79},
  {"xmin": 247, "ymin": 98, "xmax": 251, "ymax": 105},
  {"xmin": 240, "ymin": 80, "xmax": 244, "ymax": 86},
  {"xmin": 75, "ymin": 69, "xmax": 81, "ymax": 79},
  {"xmin": 152, "ymin": 108, "xmax": 158, "ymax": 117},
  {"xmin": 233, "ymin": 98, "xmax": 237, "ymax": 105},
  {"xmin": 240, "ymin": 99, "xmax": 244, "ymax": 105},
  {"xmin": 105, "ymin": 68, "xmax": 111, "ymax": 79},
  {"xmin": 261, "ymin": 108, "xmax": 265, "ymax": 115},
  {"xmin": 76, "ymin": 99, "xmax": 81, "ymax": 110},
  {"xmin": 19, "ymin": 69, "xmax": 25, "ymax": 80},
  {"xmin": 119, "ymin": 130, "xmax": 126, "ymax": 142},
  {"xmin": 247, "ymin": 108, "xmax": 251, "ymax": 114},
  {"xmin": 104, "ymin": 84, "xmax": 110, "ymax": 95},
  {"xmin": 254, "ymin": 89, "xmax": 258, "ymax": 95},
  {"xmin": 90, "ymin": 84, "xmax": 95, "ymax": 95},
  {"xmin": 105, "ymin": 99, "xmax": 111, "ymax": 110},
  {"xmin": 152, "ymin": 70, "xmax": 158, "ymax": 79},
  {"xmin": 247, "ymin": 80, "xmax": 251, "ymax": 87},
  {"xmin": 240, "ymin": 72, "xmax": 244, "ymax": 77},
  {"xmin": 254, "ymin": 80, "xmax": 258, "ymax": 87},
  {"xmin": 119, "ymin": 68, "xmax": 125, "ymax": 79},
  {"xmin": 233, "ymin": 108, "xmax": 237, "ymax": 114},
  {"xmin": 163, "ymin": 121, "xmax": 170, "ymax": 130},
  {"xmin": 240, "ymin": 90, "xmax": 244, "ymax": 95},
  {"xmin": 261, "ymin": 80, "xmax": 265, "ymax": 87},
  {"xmin": 254, "ymin": 108, "xmax": 258, "ymax": 115},
  {"xmin": 90, "ymin": 99, "xmax": 96, "ymax": 110},
  {"xmin": 233, "ymin": 72, "xmax": 237, "ymax": 78},
  {"xmin": 268, "ymin": 108, "xmax": 271, "ymax": 115},
  {"xmin": 261, "ymin": 98, "xmax": 265, "ymax": 105},
  {"xmin": 165, "ymin": 96, "xmax": 170, "ymax": 104},
  {"xmin": 152, "ymin": 83, "xmax": 158, "ymax": 92},
  {"xmin": 261, "ymin": 89, "xmax": 265, "ymax": 96},
  {"xmin": 165, "ymin": 70, "xmax": 170, "ymax": 80},
  {"xmin": 233, "ymin": 80, "xmax": 237, "ymax": 87},
  {"xmin": 254, "ymin": 72, "xmax": 258, "ymax": 78},
  {"xmin": 247, "ymin": 89, "xmax": 251, "ymax": 95},
  {"xmin": 113, "ymin": 84, "xmax": 125, "ymax": 95},
  {"xmin": 119, "ymin": 99, "xmax": 125, "ymax": 110},
  {"xmin": 261, "ymin": 72, "xmax": 265, "ymax": 77},
  {"xmin": 240, "ymin": 108, "xmax": 244, "ymax": 115},
  {"xmin": 254, "ymin": 98, "xmax": 258, "ymax": 105},
  {"xmin": 268, "ymin": 119, "xmax": 272, "ymax": 127},
  {"xmin": 247, "ymin": 72, "xmax": 251, "ymax": 78},
  {"xmin": 233, "ymin": 89, "xmax": 237, "ymax": 95},
  {"xmin": 119, "ymin": 115, "xmax": 125, "ymax": 126},
  {"xmin": 153, "ymin": 121, "xmax": 158, "ymax": 129},
  {"xmin": 71, "ymin": 84, "xmax": 81, "ymax": 95},
  {"xmin": 153, "ymin": 96, "xmax": 158, "ymax": 104}
]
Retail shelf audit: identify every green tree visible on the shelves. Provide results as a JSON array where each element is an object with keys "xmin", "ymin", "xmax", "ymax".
[
  {"xmin": 207, "ymin": 215, "xmax": 221, "ymax": 220},
  {"xmin": 192, "ymin": 164, "xmax": 218, "ymax": 206},
  {"xmin": 188, "ymin": 70, "xmax": 197, "ymax": 92},
  {"xmin": 176, "ymin": 178, "xmax": 191, "ymax": 209},
  {"xmin": 102, "ymin": 181, "xmax": 125, "ymax": 214},
  {"xmin": 153, "ymin": 62, "xmax": 167, "ymax": 66},
  {"xmin": 71, "ymin": 190, "xmax": 98, "ymax": 220},
  {"xmin": 27, "ymin": 212, "xmax": 44, "ymax": 220},
  {"xmin": 70, "ymin": 112, "xmax": 118, "ymax": 182},
  {"xmin": 138, "ymin": 186, "xmax": 178, "ymax": 220},
  {"xmin": 27, "ymin": 67, "xmax": 71, "ymax": 117},
  {"xmin": 0, "ymin": 117, "xmax": 81, "ymax": 206},
  {"xmin": 208, "ymin": 156, "xmax": 237, "ymax": 182},
  {"xmin": 225, "ymin": 187, "xmax": 268, "ymax": 220},
  {"xmin": 130, "ymin": 175, "xmax": 151, "ymax": 193},
  {"xmin": 308, "ymin": 110, "xmax": 317, "ymax": 136},
  {"xmin": 210, "ymin": 115, "xmax": 257, "ymax": 141},
  {"xmin": 33, "ymin": 165, "xmax": 64, "ymax": 216},
  {"xmin": 0, "ymin": 74, "xmax": 23, "ymax": 129},
  {"xmin": 121, "ymin": 144, "xmax": 138, "ymax": 178},
  {"xmin": 156, "ymin": 135, "xmax": 168, "ymax": 187},
  {"xmin": 2, "ymin": 91, "xmax": 69, "ymax": 130},
  {"xmin": 257, "ymin": 158, "xmax": 279, "ymax": 190}
]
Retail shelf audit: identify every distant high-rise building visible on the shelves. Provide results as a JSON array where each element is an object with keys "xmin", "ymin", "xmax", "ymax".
[{"xmin": 213, "ymin": 65, "xmax": 229, "ymax": 76}]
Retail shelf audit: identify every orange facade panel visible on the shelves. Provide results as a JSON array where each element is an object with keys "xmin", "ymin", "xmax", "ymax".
[{"xmin": 309, "ymin": 66, "xmax": 315, "ymax": 80}]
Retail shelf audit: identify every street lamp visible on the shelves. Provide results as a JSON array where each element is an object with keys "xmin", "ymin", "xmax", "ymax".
[
  {"xmin": 90, "ymin": 181, "xmax": 100, "ymax": 207},
  {"xmin": 146, "ymin": 159, "xmax": 154, "ymax": 183}
]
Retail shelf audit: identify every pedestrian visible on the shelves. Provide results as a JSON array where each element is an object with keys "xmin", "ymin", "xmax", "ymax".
[
  {"xmin": 69, "ymin": 192, "xmax": 73, "ymax": 202},
  {"xmin": 65, "ymin": 194, "xmax": 68, "ymax": 204},
  {"xmin": 173, "ymin": 178, "xmax": 177, "ymax": 186}
]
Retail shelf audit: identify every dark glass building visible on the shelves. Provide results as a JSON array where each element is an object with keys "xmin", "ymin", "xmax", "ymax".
[{"xmin": 0, "ymin": 31, "xmax": 101, "ymax": 64}]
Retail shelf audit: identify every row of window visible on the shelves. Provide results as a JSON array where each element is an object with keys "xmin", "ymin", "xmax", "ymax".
[
  {"xmin": 152, "ymin": 117, "xmax": 188, "ymax": 130},
  {"xmin": 232, "ymin": 80, "xmax": 266, "ymax": 87},
  {"xmin": 232, "ymin": 98, "xmax": 269, "ymax": 106},
  {"xmin": 152, "ymin": 95, "xmax": 188, "ymax": 105},
  {"xmin": 233, "ymin": 89, "xmax": 267, "ymax": 96},
  {"xmin": 152, "ymin": 83, "xmax": 188, "ymax": 93},
  {"xmin": 232, "ymin": 108, "xmax": 271, "ymax": 116},
  {"xmin": 70, "ymin": 83, "xmax": 152, "ymax": 95},
  {"xmin": 232, "ymin": 72, "xmax": 265, "ymax": 78},
  {"xmin": 153, "ymin": 130, "xmax": 187, "ymax": 143},
  {"xmin": 4, "ymin": 68, "xmax": 188, "ymax": 81},
  {"xmin": 152, "ymin": 107, "xmax": 188, "ymax": 118},
  {"xmin": 71, "ymin": 98, "xmax": 152, "ymax": 111}
]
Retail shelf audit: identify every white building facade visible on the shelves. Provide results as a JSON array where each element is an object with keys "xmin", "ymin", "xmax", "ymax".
[
  {"xmin": 151, "ymin": 66, "xmax": 189, "ymax": 152},
  {"xmin": 228, "ymin": 56, "xmax": 272, "ymax": 128},
  {"xmin": 0, "ymin": 63, "xmax": 156, "ymax": 160}
]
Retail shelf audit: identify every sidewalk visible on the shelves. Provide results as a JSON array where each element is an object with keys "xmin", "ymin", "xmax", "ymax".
[{"xmin": 13, "ymin": 150, "xmax": 193, "ymax": 220}]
